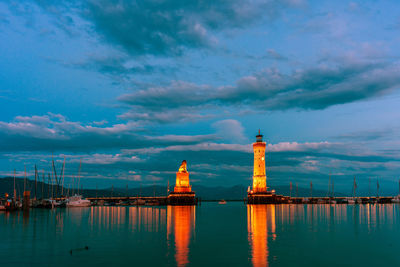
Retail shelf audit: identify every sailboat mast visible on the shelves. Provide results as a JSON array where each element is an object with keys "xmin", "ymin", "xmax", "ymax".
[
  {"xmin": 46, "ymin": 173, "xmax": 49, "ymax": 199},
  {"xmin": 61, "ymin": 156, "xmax": 66, "ymax": 196},
  {"xmin": 77, "ymin": 159, "xmax": 82, "ymax": 195},
  {"xmin": 52, "ymin": 155, "xmax": 59, "ymax": 199},
  {"xmin": 35, "ymin": 164, "xmax": 38, "ymax": 200},
  {"xmin": 71, "ymin": 176, "xmax": 75, "ymax": 196},
  {"xmin": 376, "ymin": 178, "xmax": 379, "ymax": 198},
  {"xmin": 51, "ymin": 171, "xmax": 54, "ymax": 200},
  {"xmin": 13, "ymin": 169, "xmax": 16, "ymax": 202},
  {"xmin": 34, "ymin": 164, "xmax": 38, "ymax": 200},
  {"xmin": 368, "ymin": 177, "xmax": 371, "ymax": 197},
  {"xmin": 327, "ymin": 173, "xmax": 331, "ymax": 198},
  {"xmin": 41, "ymin": 170, "xmax": 44, "ymax": 199},
  {"xmin": 24, "ymin": 165, "xmax": 26, "ymax": 193}
]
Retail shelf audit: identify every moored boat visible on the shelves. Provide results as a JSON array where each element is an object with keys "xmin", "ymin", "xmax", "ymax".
[
  {"xmin": 391, "ymin": 195, "xmax": 400, "ymax": 203},
  {"xmin": 132, "ymin": 199, "xmax": 146, "ymax": 205},
  {"xmin": 116, "ymin": 200, "xmax": 129, "ymax": 206},
  {"xmin": 145, "ymin": 199, "xmax": 159, "ymax": 206},
  {"xmin": 66, "ymin": 195, "xmax": 91, "ymax": 207}
]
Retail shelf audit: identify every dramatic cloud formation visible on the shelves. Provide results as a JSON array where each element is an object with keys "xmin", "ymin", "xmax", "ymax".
[
  {"xmin": 86, "ymin": 0, "xmax": 308, "ymax": 55},
  {"xmin": 118, "ymin": 60, "xmax": 400, "ymax": 123},
  {"xmin": 0, "ymin": 113, "xmax": 216, "ymax": 151},
  {"xmin": 29, "ymin": 0, "xmax": 304, "ymax": 56}
]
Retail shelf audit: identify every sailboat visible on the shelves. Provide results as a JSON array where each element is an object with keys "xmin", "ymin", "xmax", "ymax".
[
  {"xmin": 327, "ymin": 174, "xmax": 336, "ymax": 204},
  {"xmin": 347, "ymin": 198, "xmax": 355, "ymax": 204},
  {"xmin": 347, "ymin": 176, "xmax": 356, "ymax": 204},
  {"xmin": 392, "ymin": 179, "xmax": 400, "ymax": 203},
  {"xmin": 66, "ymin": 194, "xmax": 91, "ymax": 207},
  {"xmin": 66, "ymin": 159, "xmax": 90, "ymax": 207}
]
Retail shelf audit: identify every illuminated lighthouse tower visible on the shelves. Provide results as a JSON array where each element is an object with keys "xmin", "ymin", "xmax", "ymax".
[
  {"xmin": 248, "ymin": 130, "xmax": 277, "ymax": 204},
  {"xmin": 252, "ymin": 130, "xmax": 267, "ymax": 193}
]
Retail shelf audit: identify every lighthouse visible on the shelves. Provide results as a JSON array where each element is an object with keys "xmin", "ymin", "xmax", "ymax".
[
  {"xmin": 252, "ymin": 130, "xmax": 267, "ymax": 193},
  {"xmin": 248, "ymin": 130, "xmax": 278, "ymax": 204}
]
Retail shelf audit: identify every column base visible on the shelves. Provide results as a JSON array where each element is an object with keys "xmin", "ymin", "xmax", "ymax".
[
  {"xmin": 168, "ymin": 191, "xmax": 197, "ymax": 205},
  {"xmin": 247, "ymin": 191, "xmax": 290, "ymax": 204}
]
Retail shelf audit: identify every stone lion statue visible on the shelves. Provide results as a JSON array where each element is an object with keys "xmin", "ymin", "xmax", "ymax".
[{"xmin": 178, "ymin": 160, "xmax": 187, "ymax": 172}]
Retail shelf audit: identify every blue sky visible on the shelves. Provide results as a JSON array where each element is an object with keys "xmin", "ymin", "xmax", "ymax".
[{"xmin": 1, "ymin": 0, "xmax": 400, "ymax": 194}]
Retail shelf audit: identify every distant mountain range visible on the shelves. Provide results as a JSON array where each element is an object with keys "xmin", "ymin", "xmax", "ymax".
[{"xmin": 0, "ymin": 177, "xmax": 345, "ymax": 200}]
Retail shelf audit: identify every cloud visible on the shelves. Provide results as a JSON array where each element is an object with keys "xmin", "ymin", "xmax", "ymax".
[
  {"xmin": 118, "ymin": 108, "xmax": 213, "ymax": 124},
  {"xmin": 17, "ymin": 0, "xmax": 305, "ymax": 56},
  {"xmin": 117, "ymin": 60, "xmax": 400, "ymax": 123},
  {"xmin": 118, "ymin": 81, "xmax": 213, "ymax": 110},
  {"xmin": 212, "ymin": 119, "xmax": 247, "ymax": 143},
  {"xmin": 267, "ymin": 141, "xmax": 333, "ymax": 152},
  {"xmin": 123, "ymin": 143, "xmax": 252, "ymax": 155},
  {"xmin": 81, "ymin": 0, "xmax": 300, "ymax": 56},
  {"xmin": 333, "ymin": 127, "xmax": 397, "ymax": 141},
  {"xmin": 263, "ymin": 49, "xmax": 288, "ymax": 61},
  {"xmin": 0, "ymin": 113, "xmax": 216, "ymax": 152},
  {"xmin": 68, "ymin": 54, "xmax": 177, "ymax": 79}
]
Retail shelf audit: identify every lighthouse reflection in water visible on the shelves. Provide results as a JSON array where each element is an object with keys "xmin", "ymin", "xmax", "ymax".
[{"xmin": 247, "ymin": 205, "xmax": 275, "ymax": 267}]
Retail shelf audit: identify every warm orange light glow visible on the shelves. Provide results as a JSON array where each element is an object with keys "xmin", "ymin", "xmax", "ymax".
[
  {"xmin": 174, "ymin": 160, "xmax": 192, "ymax": 193},
  {"xmin": 252, "ymin": 134, "xmax": 267, "ymax": 193},
  {"xmin": 248, "ymin": 205, "xmax": 276, "ymax": 267},
  {"xmin": 167, "ymin": 206, "xmax": 196, "ymax": 267}
]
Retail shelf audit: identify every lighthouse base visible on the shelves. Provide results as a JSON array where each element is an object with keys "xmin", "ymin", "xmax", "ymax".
[
  {"xmin": 247, "ymin": 191, "xmax": 290, "ymax": 204},
  {"xmin": 168, "ymin": 191, "xmax": 197, "ymax": 205}
]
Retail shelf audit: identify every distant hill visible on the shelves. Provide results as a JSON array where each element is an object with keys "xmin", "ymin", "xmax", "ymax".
[{"xmin": 0, "ymin": 177, "xmax": 341, "ymax": 200}]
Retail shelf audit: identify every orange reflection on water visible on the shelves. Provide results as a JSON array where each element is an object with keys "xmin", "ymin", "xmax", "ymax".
[
  {"xmin": 88, "ymin": 206, "xmax": 166, "ymax": 232},
  {"xmin": 247, "ymin": 205, "xmax": 276, "ymax": 267},
  {"xmin": 167, "ymin": 206, "xmax": 196, "ymax": 267}
]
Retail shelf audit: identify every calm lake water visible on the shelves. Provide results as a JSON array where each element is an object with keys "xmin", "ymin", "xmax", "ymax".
[{"xmin": 1, "ymin": 203, "xmax": 399, "ymax": 266}]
